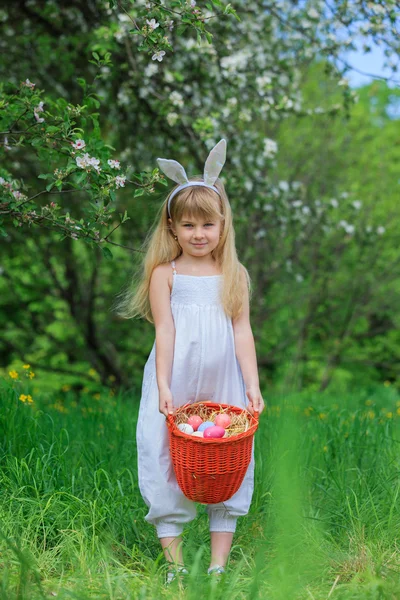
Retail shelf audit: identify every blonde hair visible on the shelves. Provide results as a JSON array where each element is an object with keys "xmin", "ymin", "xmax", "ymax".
[{"xmin": 113, "ymin": 175, "xmax": 251, "ymax": 323}]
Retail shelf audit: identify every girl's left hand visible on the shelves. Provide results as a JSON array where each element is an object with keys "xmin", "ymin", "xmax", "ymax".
[{"xmin": 246, "ymin": 386, "xmax": 265, "ymax": 414}]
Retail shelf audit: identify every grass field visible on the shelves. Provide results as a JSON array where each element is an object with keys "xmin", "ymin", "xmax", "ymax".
[{"xmin": 1, "ymin": 373, "xmax": 400, "ymax": 599}]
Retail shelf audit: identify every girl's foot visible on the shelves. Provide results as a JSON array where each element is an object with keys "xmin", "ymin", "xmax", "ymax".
[
  {"xmin": 207, "ymin": 564, "xmax": 225, "ymax": 577},
  {"xmin": 166, "ymin": 565, "xmax": 189, "ymax": 585}
]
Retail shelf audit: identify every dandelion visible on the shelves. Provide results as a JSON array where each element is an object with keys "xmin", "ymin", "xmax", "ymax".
[
  {"xmin": 19, "ymin": 394, "xmax": 27, "ymax": 403},
  {"xmin": 384, "ymin": 380, "xmax": 391, "ymax": 386},
  {"xmin": 9, "ymin": 370, "xmax": 18, "ymax": 379},
  {"xmin": 396, "ymin": 407, "xmax": 400, "ymax": 416},
  {"xmin": 152, "ymin": 50, "xmax": 166, "ymax": 62},
  {"xmin": 26, "ymin": 395, "xmax": 33, "ymax": 403},
  {"xmin": 367, "ymin": 410, "xmax": 375, "ymax": 419},
  {"xmin": 88, "ymin": 368, "xmax": 98, "ymax": 377},
  {"xmin": 23, "ymin": 364, "xmax": 30, "ymax": 369},
  {"xmin": 29, "ymin": 371, "xmax": 35, "ymax": 379},
  {"xmin": 319, "ymin": 413, "xmax": 327, "ymax": 420},
  {"xmin": 365, "ymin": 399, "xmax": 373, "ymax": 406},
  {"xmin": 387, "ymin": 412, "xmax": 393, "ymax": 419}
]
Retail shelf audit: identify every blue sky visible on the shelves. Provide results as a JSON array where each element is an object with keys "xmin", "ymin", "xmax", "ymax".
[{"xmin": 343, "ymin": 40, "xmax": 396, "ymax": 88}]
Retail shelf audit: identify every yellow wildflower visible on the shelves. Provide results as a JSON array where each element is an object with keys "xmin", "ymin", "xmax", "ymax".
[
  {"xmin": 27, "ymin": 395, "xmax": 33, "ymax": 404},
  {"xmin": 23, "ymin": 364, "xmax": 30, "ymax": 369},
  {"xmin": 323, "ymin": 446, "xmax": 328, "ymax": 453},
  {"xmin": 365, "ymin": 399, "xmax": 373, "ymax": 406},
  {"xmin": 396, "ymin": 407, "xmax": 400, "ymax": 417},
  {"xmin": 62, "ymin": 384, "xmax": 71, "ymax": 392},
  {"xmin": 386, "ymin": 412, "xmax": 393, "ymax": 419},
  {"xmin": 319, "ymin": 413, "xmax": 327, "ymax": 421},
  {"xmin": 108, "ymin": 375, "xmax": 116, "ymax": 382},
  {"xmin": 88, "ymin": 368, "xmax": 98, "ymax": 377},
  {"xmin": 304, "ymin": 407, "xmax": 312, "ymax": 417},
  {"xmin": 19, "ymin": 394, "xmax": 27, "ymax": 403},
  {"xmin": 367, "ymin": 411, "xmax": 375, "ymax": 420},
  {"xmin": 396, "ymin": 401, "xmax": 400, "ymax": 408},
  {"xmin": 384, "ymin": 380, "xmax": 391, "ymax": 387},
  {"xmin": 92, "ymin": 393, "xmax": 101, "ymax": 400},
  {"xmin": 9, "ymin": 370, "xmax": 18, "ymax": 379},
  {"xmin": 29, "ymin": 371, "xmax": 35, "ymax": 379}
]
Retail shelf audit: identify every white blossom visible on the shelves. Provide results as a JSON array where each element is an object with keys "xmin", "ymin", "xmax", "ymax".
[
  {"xmin": 263, "ymin": 138, "xmax": 278, "ymax": 158},
  {"xmin": 278, "ymin": 181, "xmax": 289, "ymax": 192},
  {"xmin": 169, "ymin": 91, "xmax": 184, "ymax": 107},
  {"xmin": 330, "ymin": 198, "xmax": 338, "ymax": 208},
  {"xmin": 152, "ymin": 50, "xmax": 166, "ymax": 62},
  {"xmin": 146, "ymin": 19, "xmax": 159, "ymax": 31},
  {"xmin": 263, "ymin": 204, "xmax": 274, "ymax": 211},
  {"xmin": 377, "ymin": 226, "xmax": 386, "ymax": 235},
  {"xmin": 295, "ymin": 273, "xmax": 304, "ymax": 282},
  {"xmin": 144, "ymin": 63, "xmax": 158, "ymax": 77},
  {"xmin": 108, "ymin": 159, "xmax": 121, "ymax": 170},
  {"xmin": 72, "ymin": 139, "xmax": 86, "ymax": 150},
  {"xmin": 115, "ymin": 175, "xmax": 126, "ymax": 188},
  {"xmin": 166, "ymin": 112, "xmax": 179, "ymax": 126},
  {"xmin": 352, "ymin": 200, "xmax": 362, "ymax": 209},
  {"xmin": 23, "ymin": 78, "xmax": 35, "ymax": 89}
]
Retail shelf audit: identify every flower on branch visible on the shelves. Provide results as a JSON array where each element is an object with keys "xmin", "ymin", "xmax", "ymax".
[
  {"xmin": 152, "ymin": 50, "xmax": 166, "ymax": 62},
  {"xmin": 22, "ymin": 78, "xmax": 35, "ymax": 89},
  {"xmin": 115, "ymin": 175, "xmax": 126, "ymax": 188},
  {"xmin": 72, "ymin": 139, "xmax": 86, "ymax": 150},
  {"xmin": 76, "ymin": 153, "xmax": 101, "ymax": 173},
  {"xmin": 108, "ymin": 159, "xmax": 121, "ymax": 170},
  {"xmin": 146, "ymin": 18, "xmax": 159, "ymax": 31}
]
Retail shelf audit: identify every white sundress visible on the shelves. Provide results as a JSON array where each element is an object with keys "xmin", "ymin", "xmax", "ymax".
[{"xmin": 136, "ymin": 260, "xmax": 255, "ymax": 530}]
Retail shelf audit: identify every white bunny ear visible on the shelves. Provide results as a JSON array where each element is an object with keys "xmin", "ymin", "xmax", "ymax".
[
  {"xmin": 156, "ymin": 158, "xmax": 189, "ymax": 185},
  {"xmin": 203, "ymin": 139, "xmax": 227, "ymax": 186}
]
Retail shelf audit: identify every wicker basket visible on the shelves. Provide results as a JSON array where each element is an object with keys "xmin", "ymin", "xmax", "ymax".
[{"xmin": 166, "ymin": 401, "xmax": 258, "ymax": 504}]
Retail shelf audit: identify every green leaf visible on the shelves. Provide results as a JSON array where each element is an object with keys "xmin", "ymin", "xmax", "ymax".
[
  {"xmin": 102, "ymin": 246, "xmax": 113, "ymax": 260},
  {"xmin": 46, "ymin": 182, "xmax": 55, "ymax": 192},
  {"xmin": 92, "ymin": 51, "xmax": 100, "ymax": 61},
  {"xmin": 134, "ymin": 188, "xmax": 144, "ymax": 197},
  {"xmin": 38, "ymin": 173, "xmax": 53, "ymax": 180}
]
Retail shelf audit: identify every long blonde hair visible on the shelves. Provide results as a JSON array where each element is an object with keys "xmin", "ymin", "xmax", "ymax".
[{"xmin": 113, "ymin": 175, "xmax": 251, "ymax": 323}]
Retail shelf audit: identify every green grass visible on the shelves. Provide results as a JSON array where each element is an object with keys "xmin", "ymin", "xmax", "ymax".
[{"xmin": 1, "ymin": 374, "xmax": 400, "ymax": 599}]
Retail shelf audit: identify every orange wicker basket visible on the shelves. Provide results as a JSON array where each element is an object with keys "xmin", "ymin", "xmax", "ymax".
[{"xmin": 166, "ymin": 401, "xmax": 258, "ymax": 504}]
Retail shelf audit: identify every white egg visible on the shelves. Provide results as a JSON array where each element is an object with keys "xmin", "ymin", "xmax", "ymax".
[
  {"xmin": 178, "ymin": 423, "xmax": 194, "ymax": 434},
  {"xmin": 192, "ymin": 431, "xmax": 204, "ymax": 437}
]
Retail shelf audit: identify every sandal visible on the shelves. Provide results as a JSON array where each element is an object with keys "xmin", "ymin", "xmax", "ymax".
[
  {"xmin": 166, "ymin": 565, "xmax": 189, "ymax": 585},
  {"xmin": 207, "ymin": 564, "xmax": 225, "ymax": 577}
]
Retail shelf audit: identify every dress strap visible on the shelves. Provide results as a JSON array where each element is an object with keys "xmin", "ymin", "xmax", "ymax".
[{"xmin": 171, "ymin": 260, "xmax": 177, "ymax": 275}]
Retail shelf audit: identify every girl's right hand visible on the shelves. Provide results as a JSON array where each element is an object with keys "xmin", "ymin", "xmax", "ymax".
[{"xmin": 159, "ymin": 387, "xmax": 174, "ymax": 417}]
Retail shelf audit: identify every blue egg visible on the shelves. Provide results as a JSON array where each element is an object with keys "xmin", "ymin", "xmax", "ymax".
[{"xmin": 198, "ymin": 421, "xmax": 215, "ymax": 432}]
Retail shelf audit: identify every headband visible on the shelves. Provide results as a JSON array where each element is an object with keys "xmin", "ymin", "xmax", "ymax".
[{"xmin": 156, "ymin": 138, "xmax": 227, "ymax": 217}]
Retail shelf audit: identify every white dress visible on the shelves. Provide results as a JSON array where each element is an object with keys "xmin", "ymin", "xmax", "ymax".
[{"xmin": 136, "ymin": 260, "xmax": 255, "ymax": 533}]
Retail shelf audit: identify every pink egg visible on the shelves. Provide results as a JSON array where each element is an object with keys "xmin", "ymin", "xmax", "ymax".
[
  {"xmin": 187, "ymin": 415, "xmax": 203, "ymax": 431},
  {"xmin": 215, "ymin": 413, "xmax": 231, "ymax": 429},
  {"xmin": 203, "ymin": 426, "xmax": 226, "ymax": 439}
]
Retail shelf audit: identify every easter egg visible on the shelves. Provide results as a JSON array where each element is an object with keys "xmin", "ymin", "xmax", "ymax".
[
  {"xmin": 191, "ymin": 431, "xmax": 204, "ymax": 438},
  {"xmin": 203, "ymin": 426, "xmax": 226, "ymax": 439},
  {"xmin": 178, "ymin": 423, "xmax": 194, "ymax": 435},
  {"xmin": 198, "ymin": 421, "xmax": 214, "ymax": 432},
  {"xmin": 215, "ymin": 413, "xmax": 231, "ymax": 429},
  {"xmin": 187, "ymin": 415, "xmax": 203, "ymax": 431}
]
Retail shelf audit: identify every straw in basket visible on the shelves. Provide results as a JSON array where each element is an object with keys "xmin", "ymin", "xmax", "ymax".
[{"xmin": 166, "ymin": 401, "xmax": 258, "ymax": 504}]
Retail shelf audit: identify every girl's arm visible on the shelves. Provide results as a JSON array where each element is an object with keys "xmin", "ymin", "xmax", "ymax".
[
  {"xmin": 232, "ymin": 267, "xmax": 265, "ymax": 413},
  {"xmin": 149, "ymin": 264, "xmax": 176, "ymax": 416}
]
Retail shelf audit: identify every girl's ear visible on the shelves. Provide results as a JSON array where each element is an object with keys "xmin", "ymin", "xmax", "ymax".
[{"xmin": 168, "ymin": 218, "xmax": 175, "ymax": 235}]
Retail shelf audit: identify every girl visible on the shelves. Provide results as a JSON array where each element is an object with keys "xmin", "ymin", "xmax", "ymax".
[{"xmin": 116, "ymin": 139, "xmax": 264, "ymax": 583}]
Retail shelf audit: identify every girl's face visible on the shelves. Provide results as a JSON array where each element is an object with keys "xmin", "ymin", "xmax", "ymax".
[{"xmin": 169, "ymin": 213, "xmax": 222, "ymax": 258}]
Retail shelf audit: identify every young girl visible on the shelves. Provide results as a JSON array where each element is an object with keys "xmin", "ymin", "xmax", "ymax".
[{"xmin": 117, "ymin": 139, "xmax": 264, "ymax": 583}]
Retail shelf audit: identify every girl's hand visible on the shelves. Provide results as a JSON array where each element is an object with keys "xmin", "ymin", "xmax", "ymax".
[
  {"xmin": 246, "ymin": 386, "xmax": 265, "ymax": 415},
  {"xmin": 159, "ymin": 387, "xmax": 174, "ymax": 417}
]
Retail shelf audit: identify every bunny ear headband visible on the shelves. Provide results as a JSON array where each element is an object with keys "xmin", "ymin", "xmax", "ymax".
[{"xmin": 157, "ymin": 138, "xmax": 227, "ymax": 217}]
